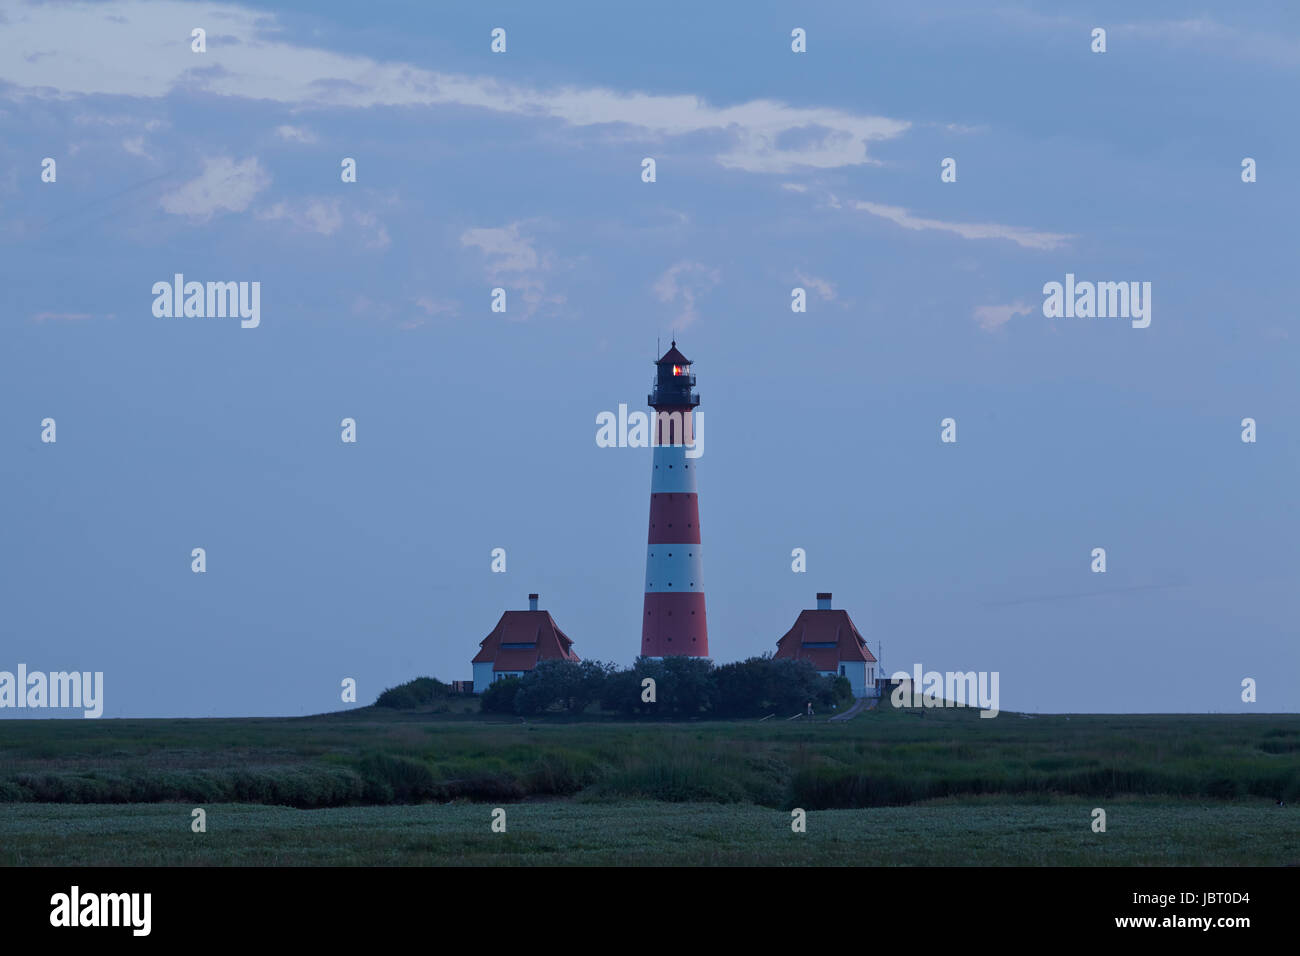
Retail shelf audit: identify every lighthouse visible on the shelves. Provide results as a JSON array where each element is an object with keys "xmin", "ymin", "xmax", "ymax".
[{"xmin": 641, "ymin": 341, "xmax": 708, "ymax": 658}]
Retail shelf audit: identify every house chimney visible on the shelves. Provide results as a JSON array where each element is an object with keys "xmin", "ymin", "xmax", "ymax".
[
  {"xmin": 816, "ymin": 592, "xmax": 832, "ymax": 610},
  {"xmin": 528, "ymin": 593, "xmax": 539, "ymax": 611}
]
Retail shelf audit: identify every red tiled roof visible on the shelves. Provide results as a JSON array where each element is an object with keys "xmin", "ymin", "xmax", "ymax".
[
  {"xmin": 789, "ymin": 646, "xmax": 842, "ymax": 671},
  {"xmin": 471, "ymin": 610, "xmax": 580, "ymax": 671},
  {"xmin": 773, "ymin": 609, "xmax": 876, "ymax": 666}
]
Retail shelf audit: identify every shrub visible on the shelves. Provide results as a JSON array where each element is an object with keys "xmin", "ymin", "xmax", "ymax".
[
  {"xmin": 514, "ymin": 660, "xmax": 617, "ymax": 715},
  {"xmin": 712, "ymin": 656, "xmax": 840, "ymax": 717},
  {"xmin": 513, "ymin": 661, "xmax": 578, "ymax": 715},
  {"xmin": 831, "ymin": 675, "xmax": 855, "ymax": 710},
  {"xmin": 374, "ymin": 676, "xmax": 450, "ymax": 710},
  {"xmin": 599, "ymin": 668, "xmax": 646, "ymax": 715},
  {"xmin": 357, "ymin": 753, "xmax": 437, "ymax": 803},
  {"xmin": 479, "ymin": 676, "xmax": 522, "ymax": 714},
  {"xmin": 658, "ymin": 656, "xmax": 716, "ymax": 716}
]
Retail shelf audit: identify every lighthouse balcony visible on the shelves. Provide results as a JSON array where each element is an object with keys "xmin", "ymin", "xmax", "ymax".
[{"xmin": 648, "ymin": 389, "xmax": 701, "ymax": 406}]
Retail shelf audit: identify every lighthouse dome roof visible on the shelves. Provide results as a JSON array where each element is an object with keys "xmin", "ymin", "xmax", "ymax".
[{"xmin": 656, "ymin": 341, "xmax": 691, "ymax": 366}]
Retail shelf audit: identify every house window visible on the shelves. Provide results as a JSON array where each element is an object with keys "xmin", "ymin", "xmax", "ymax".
[{"xmin": 840, "ymin": 665, "xmax": 845, "ymax": 676}]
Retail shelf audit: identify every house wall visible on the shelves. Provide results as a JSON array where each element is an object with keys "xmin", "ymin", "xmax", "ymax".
[
  {"xmin": 472, "ymin": 661, "xmax": 494, "ymax": 695},
  {"xmin": 837, "ymin": 660, "xmax": 872, "ymax": 698}
]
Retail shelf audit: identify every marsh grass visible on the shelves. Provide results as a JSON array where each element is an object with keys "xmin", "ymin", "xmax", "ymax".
[
  {"xmin": 0, "ymin": 707, "xmax": 1295, "ymax": 810},
  {"xmin": 2, "ymin": 799, "xmax": 1296, "ymax": 866}
]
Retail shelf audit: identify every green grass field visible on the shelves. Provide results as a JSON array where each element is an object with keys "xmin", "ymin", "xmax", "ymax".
[
  {"xmin": 2, "ymin": 705, "xmax": 1297, "ymax": 864},
  {"xmin": 2, "ymin": 799, "xmax": 1295, "ymax": 866}
]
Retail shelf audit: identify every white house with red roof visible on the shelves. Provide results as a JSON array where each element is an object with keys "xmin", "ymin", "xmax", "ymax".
[
  {"xmin": 471, "ymin": 594, "xmax": 580, "ymax": 693},
  {"xmin": 773, "ymin": 592, "xmax": 879, "ymax": 698}
]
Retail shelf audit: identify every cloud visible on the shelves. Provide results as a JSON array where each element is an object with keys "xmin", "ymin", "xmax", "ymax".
[
  {"xmin": 275, "ymin": 124, "xmax": 317, "ymax": 143},
  {"xmin": 461, "ymin": 223, "xmax": 541, "ymax": 273},
  {"xmin": 653, "ymin": 261, "xmax": 720, "ymax": 329},
  {"xmin": 340, "ymin": 294, "xmax": 454, "ymax": 329},
  {"xmin": 795, "ymin": 270, "xmax": 836, "ymax": 301},
  {"xmin": 0, "ymin": 0, "xmax": 910, "ymax": 173},
  {"xmin": 121, "ymin": 135, "xmax": 151, "ymax": 158},
  {"xmin": 404, "ymin": 296, "xmax": 459, "ymax": 329},
  {"xmin": 350, "ymin": 295, "xmax": 392, "ymax": 321},
  {"xmin": 978, "ymin": 8, "xmax": 1300, "ymax": 70},
  {"xmin": 460, "ymin": 222, "xmax": 562, "ymax": 318},
  {"xmin": 73, "ymin": 113, "xmax": 165, "ymax": 131},
  {"xmin": 159, "ymin": 156, "xmax": 269, "ymax": 221},
  {"xmin": 30, "ymin": 311, "xmax": 98, "ymax": 322},
  {"xmin": 415, "ymin": 296, "xmax": 458, "ymax": 317},
  {"xmin": 257, "ymin": 197, "xmax": 343, "ymax": 235},
  {"xmin": 849, "ymin": 200, "xmax": 1073, "ymax": 251},
  {"xmin": 973, "ymin": 301, "xmax": 1033, "ymax": 331},
  {"xmin": 255, "ymin": 198, "xmax": 389, "ymax": 249},
  {"xmin": 354, "ymin": 211, "xmax": 390, "ymax": 249},
  {"xmin": 1114, "ymin": 18, "xmax": 1300, "ymax": 69}
]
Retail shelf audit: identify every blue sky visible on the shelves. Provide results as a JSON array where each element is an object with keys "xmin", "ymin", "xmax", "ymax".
[{"xmin": 1, "ymin": 0, "xmax": 1297, "ymax": 716}]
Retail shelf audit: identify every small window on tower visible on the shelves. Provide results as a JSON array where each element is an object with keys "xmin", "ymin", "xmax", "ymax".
[{"xmin": 672, "ymin": 365, "xmax": 689, "ymax": 376}]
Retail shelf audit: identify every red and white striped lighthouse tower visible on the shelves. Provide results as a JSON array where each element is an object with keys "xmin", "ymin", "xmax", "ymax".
[{"xmin": 641, "ymin": 341, "xmax": 708, "ymax": 658}]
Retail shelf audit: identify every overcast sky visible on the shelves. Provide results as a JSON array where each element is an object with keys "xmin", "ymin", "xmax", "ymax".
[{"xmin": 1, "ymin": 0, "xmax": 1297, "ymax": 716}]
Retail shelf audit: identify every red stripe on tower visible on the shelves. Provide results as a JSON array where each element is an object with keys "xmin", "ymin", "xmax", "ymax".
[{"xmin": 641, "ymin": 341, "xmax": 708, "ymax": 658}]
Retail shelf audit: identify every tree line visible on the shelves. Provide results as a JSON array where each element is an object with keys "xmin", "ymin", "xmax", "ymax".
[{"xmin": 478, "ymin": 655, "xmax": 854, "ymax": 718}]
